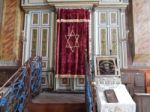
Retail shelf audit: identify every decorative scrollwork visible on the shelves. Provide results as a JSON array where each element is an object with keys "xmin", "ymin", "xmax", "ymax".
[{"xmin": 0, "ymin": 56, "xmax": 42, "ymax": 112}]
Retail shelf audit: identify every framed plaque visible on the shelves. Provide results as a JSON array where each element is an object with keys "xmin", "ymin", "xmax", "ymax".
[{"xmin": 94, "ymin": 56, "xmax": 120, "ymax": 76}]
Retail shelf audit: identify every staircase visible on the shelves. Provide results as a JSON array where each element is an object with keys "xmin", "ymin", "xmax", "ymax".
[
  {"xmin": 0, "ymin": 57, "xmax": 88, "ymax": 112},
  {"xmin": 26, "ymin": 93, "xmax": 86, "ymax": 112}
]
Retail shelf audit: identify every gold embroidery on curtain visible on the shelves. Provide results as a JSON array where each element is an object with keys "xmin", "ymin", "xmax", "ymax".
[{"xmin": 57, "ymin": 19, "xmax": 89, "ymax": 23}]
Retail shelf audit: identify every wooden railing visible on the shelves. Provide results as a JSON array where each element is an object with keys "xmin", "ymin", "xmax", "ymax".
[{"xmin": 0, "ymin": 56, "xmax": 42, "ymax": 112}]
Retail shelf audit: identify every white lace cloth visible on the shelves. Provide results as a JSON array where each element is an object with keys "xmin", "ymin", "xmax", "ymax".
[{"xmin": 96, "ymin": 84, "xmax": 136, "ymax": 112}]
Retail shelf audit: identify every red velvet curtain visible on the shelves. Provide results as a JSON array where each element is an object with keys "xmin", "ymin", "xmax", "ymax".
[{"xmin": 55, "ymin": 9, "xmax": 90, "ymax": 78}]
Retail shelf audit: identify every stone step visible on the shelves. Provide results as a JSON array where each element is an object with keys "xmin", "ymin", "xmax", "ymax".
[{"xmin": 26, "ymin": 92, "xmax": 86, "ymax": 112}]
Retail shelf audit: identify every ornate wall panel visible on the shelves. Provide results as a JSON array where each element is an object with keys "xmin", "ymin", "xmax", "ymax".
[
  {"xmin": 0, "ymin": 0, "xmax": 23, "ymax": 61},
  {"xmin": 132, "ymin": 0, "xmax": 150, "ymax": 63}
]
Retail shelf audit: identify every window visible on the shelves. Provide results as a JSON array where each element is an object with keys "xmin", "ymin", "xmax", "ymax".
[
  {"xmin": 98, "ymin": 10, "xmax": 119, "ymax": 56},
  {"xmin": 23, "ymin": 10, "xmax": 52, "ymax": 70},
  {"xmin": 30, "ymin": 11, "xmax": 50, "ymax": 57},
  {"xmin": 95, "ymin": 9, "xmax": 127, "ymax": 68},
  {"xmin": 22, "ymin": 10, "xmax": 53, "ymax": 88}
]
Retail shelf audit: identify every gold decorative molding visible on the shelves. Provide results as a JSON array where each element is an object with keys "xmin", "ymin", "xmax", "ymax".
[
  {"xmin": 96, "ymin": 3, "xmax": 128, "ymax": 8},
  {"xmin": 47, "ymin": 0, "xmax": 99, "ymax": 8},
  {"xmin": 47, "ymin": 0, "xmax": 99, "ymax": 2},
  {"xmin": 47, "ymin": 0, "xmax": 128, "ymax": 8},
  {"xmin": 21, "ymin": 4, "xmax": 53, "ymax": 11},
  {"xmin": 21, "ymin": 0, "xmax": 54, "ymax": 11}
]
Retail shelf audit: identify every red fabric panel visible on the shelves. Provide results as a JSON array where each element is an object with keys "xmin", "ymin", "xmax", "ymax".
[{"xmin": 55, "ymin": 9, "xmax": 90, "ymax": 77}]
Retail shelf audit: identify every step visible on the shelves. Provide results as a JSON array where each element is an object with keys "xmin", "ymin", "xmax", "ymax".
[{"xmin": 27, "ymin": 93, "xmax": 86, "ymax": 112}]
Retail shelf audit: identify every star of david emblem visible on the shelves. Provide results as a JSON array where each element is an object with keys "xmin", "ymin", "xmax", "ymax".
[{"xmin": 65, "ymin": 28, "xmax": 80, "ymax": 52}]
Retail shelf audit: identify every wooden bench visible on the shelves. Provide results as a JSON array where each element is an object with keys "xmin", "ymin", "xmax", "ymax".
[{"xmin": 134, "ymin": 93, "xmax": 150, "ymax": 112}]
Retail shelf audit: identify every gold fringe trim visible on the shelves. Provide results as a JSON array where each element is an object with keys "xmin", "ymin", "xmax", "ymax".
[
  {"xmin": 55, "ymin": 74, "xmax": 85, "ymax": 78},
  {"xmin": 57, "ymin": 19, "xmax": 89, "ymax": 23}
]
